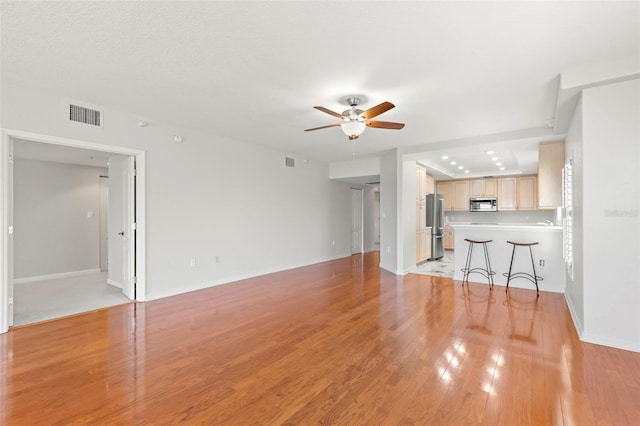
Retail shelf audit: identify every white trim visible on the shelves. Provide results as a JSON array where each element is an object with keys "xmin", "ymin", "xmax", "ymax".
[
  {"xmin": 580, "ymin": 332, "xmax": 640, "ymax": 353},
  {"xmin": 14, "ymin": 269, "xmax": 101, "ymax": 285},
  {"xmin": 107, "ymin": 279, "xmax": 122, "ymax": 289},
  {"xmin": 564, "ymin": 292, "xmax": 584, "ymax": 338},
  {"xmin": 0, "ymin": 129, "xmax": 147, "ymax": 333}
]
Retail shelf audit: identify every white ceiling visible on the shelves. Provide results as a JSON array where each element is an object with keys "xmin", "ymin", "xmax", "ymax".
[{"xmin": 2, "ymin": 1, "xmax": 638, "ymax": 175}]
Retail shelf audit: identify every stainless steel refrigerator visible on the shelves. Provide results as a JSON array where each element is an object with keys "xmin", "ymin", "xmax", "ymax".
[{"xmin": 426, "ymin": 193, "xmax": 445, "ymax": 260}]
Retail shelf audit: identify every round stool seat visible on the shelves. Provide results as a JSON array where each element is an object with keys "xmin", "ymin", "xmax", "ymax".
[
  {"xmin": 507, "ymin": 241, "xmax": 538, "ymax": 247},
  {"xmin": 465, "ymin": 238, "xmax": 493, "ymax": 244}
]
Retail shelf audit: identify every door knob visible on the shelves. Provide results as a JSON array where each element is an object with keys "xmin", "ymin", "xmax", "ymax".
[{"xmin": 118, "ymin": 232, "xmax": 125, "ymax": 236}]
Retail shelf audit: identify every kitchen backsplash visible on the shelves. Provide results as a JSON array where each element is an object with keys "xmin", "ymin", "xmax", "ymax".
[{"xmin": 445, "ymin": 209, "xmax": 558, "ymax": 225}]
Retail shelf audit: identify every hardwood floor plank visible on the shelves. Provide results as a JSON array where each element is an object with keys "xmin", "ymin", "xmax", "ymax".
[{"xmin": 1, "ymin": 251, "xmax": 639, "ymax": 425}]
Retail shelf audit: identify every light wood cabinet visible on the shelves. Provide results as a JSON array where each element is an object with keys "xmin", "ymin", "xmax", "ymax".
[
  {"xmin": 444, "ymin": 226, "xmax": 454, "ymax": 250},
  {"xmin": 453, "ymin": 181, "xmax": 470, "ymax": 211},
  {"xmin": 469, "ymin": 178, "xmax": 497, "ymax": 198},
  {"xmin": 517, "ymin": 176, "xmax": 537, "ymax": 210},
  {"xmin": 437, "ymin": 180, "xmax": 469, "ymax": 211},
  {"xmin": 416, "ymin": 228, "xmax": 431, "ymax": 263},
  {"xmin": 425, "ymin": 173, "xmax": 435, "ymax": 195},
  {"xmin": 498, "ymin": 177, "xmax": 517, "ymax": 210},
  {"xmin": 415, "ymin": 164, "xmax": 433, "ymax": 264},
  {"xmin": 498, "ymin": 176, "xmax": 537, "ymax": 211},
  {"xmin": 538, "ymin": 140, "xmax": 565, "ymax": 209},
  {"xmin": 437, "ymin": 181, "xmax": 455, "ymax": 211}
]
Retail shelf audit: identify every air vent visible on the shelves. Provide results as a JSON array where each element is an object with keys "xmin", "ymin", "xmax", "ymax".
[
  {"xmin": 69, "ymin": 104, "xmax": 101, "ymax": 127},
  {"xmin": 285, "ymin": 157, "xmax": 295, "ymax": 168}
]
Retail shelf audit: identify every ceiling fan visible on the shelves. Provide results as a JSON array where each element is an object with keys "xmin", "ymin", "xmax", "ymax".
[{"xmin": 304, "ymin": 96, "xmax": 405, "ymax": 140}]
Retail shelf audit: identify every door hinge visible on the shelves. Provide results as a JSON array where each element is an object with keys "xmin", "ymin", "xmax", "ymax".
[
  {"xmin": 8, "ymin": 297, "xmax": 13, "ymax": 305},
  {"xmin": 8, "ymin": 155, "xmax": 14, "ymax": 164},
  {"xmin": 131, "ymin": 222, "xmax": 137, "ymax": 230},
  {"xmin": 8, "ymin": 225, "xmax": 13, "ymax": 235},
  {"xmin": 132, "ymin": 168, "xmax": 137, "ymax": 177},
  {"xmin": 132, "ymin": 276, "xmax": 137, "ymax": 284}
]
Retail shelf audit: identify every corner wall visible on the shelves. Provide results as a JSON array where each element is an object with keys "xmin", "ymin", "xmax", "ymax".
[{"xmin": 580, "ymin": 79, "xmax": 640, "ymax": 351}]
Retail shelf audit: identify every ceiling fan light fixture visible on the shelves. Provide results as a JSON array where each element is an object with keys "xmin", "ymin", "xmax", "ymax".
[{"xmin": 341, "ymin": 120, "xmax": 366, "ymax": 138}]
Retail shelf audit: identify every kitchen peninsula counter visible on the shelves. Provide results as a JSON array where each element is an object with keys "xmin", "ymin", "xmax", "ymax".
[{"xmin": 449, "ymin": 222, "xmax": 565, "ymax": 293}]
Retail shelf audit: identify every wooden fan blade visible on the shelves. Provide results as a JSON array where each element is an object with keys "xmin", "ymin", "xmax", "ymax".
[
  {"xmin": 361, "ymin": 101, "xmax": 395, "ymax": 119},
  {"xmin": 366, "ymin": 120, "xmax": 405, "ymax": 130},
  {"xmin": 313, "ymin": 106, "xmax": 344, "ymax": 119},
  {"xmin": 304, "ymin": 123, "xmax": 341, "ymax": 132}
]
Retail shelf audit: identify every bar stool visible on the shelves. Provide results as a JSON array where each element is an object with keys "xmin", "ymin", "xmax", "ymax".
[
  {"xmin": 460, "ymin": 239, "xmax": 495, "ymax": 289},
  {"xmin": 503, "ymin": 241, "xmax": 543, "ymax": 296}
]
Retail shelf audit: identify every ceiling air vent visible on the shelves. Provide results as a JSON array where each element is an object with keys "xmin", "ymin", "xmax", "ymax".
[
  {"xmin": 69, "ymin": 104, "xmax": 102, "ymax": 127},
  {"xmin": 285, "ymin": 157, "xmax": 295, "ymax": 168}
]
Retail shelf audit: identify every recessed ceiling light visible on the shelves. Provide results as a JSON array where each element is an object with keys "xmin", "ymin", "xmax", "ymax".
[
  {"xmin": 458, "ymin": 166, "xmax": 463, "ymax": 170},
  {"xmin": 500, "ymin": 167, "xmax": 505, "ymax": 170},
  {"xmin": 442, "ymin": 155, "xmax": 448, "ymax": 160},
  {"xmin": 496, "ymin": 162, "xmax": 502, "ymax": 166},
  {"xmin": 491, "ymin": 157, "xmax": 498, "ymax": 161},
  {"xmin": 486, "ymin": 150, "xmax": 494, "ymax": 155},
  {"xmin": 465, "ymin": 170, "xmax": 470, "ymax": 173},
  {"xmin": 450, "ymin": 161, "xmax": 456, "ymax": 165}
]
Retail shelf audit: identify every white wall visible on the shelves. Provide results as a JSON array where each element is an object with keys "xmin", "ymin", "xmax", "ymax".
[
  {"xmin": 379, "ymin": 149, "xmax": 400, "ymax": 273},
  {"xmin": 1, "ymin": 86, "xmax": 354, "ymax": 301},
  {"xmin": 581, "ymin": 79, "xmax": 640, "ymax": 351},
  {"xmin": 13, "ymin": 159, "xmax": 106, "ymax": 279},
  {"xmin": 402, "ymin": 160, "xmax": 417, "ymax": 272}
]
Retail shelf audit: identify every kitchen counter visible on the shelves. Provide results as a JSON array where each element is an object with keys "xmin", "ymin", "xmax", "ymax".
[
  {"xmin": 449, "ymin": 222, "xmax": 562, "ymax": 231},
  {"xmin": 449, "ymin": 222, "xmax": 565, "ymax": 293}
]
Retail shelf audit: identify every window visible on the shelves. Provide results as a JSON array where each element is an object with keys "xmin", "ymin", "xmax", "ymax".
[{"xmin": 562, "ymin": 160, "xmax": 574, "ymax": 279}]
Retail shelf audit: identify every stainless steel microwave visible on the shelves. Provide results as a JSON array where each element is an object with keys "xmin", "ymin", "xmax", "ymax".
[{"xmin": 469, "ymin": 197, "xmax": 497, "ymax": 212}]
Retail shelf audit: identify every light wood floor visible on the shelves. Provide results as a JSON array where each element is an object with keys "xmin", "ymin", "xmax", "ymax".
[{"xmin": 1, "ymin": 251, "xmax": 639, "ymax": 424}]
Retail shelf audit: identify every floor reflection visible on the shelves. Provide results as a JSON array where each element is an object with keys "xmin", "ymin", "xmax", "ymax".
[
  {"xmin": 462, "ymin": 284, "xmax": 495, "ymax": 335},
  {"xmin": 504, "ymin": 290, "xmax": 540, "ymax": 343}
]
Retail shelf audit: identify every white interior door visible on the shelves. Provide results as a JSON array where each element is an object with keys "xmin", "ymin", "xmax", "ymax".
[
  {"xmin": 351, "ymin": 188, "xmax": 363, "ymax": 254},
  {"xmin": 108, "ymin": 155, "xmax": 135, "ymax": 300},
  {"xmin": 99, "ymin": 176, "xmax": 109, "ymax": 272}
]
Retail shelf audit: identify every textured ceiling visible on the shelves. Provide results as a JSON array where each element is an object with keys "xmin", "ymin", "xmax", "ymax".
[{"xmin": 2, "ymin": 1, "xmax": 639, "ymax": 173}]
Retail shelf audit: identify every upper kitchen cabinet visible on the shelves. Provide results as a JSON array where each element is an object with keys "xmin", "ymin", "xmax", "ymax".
[
  {"xmin": 437, "ymin": 181, "xmax": 455, "ymax": 211},
  {"xmin": 498, "ymin": 176, "xmax": 537, "ymax": 210},
  {"xmin": 469, "ymin": 178, "xmax": 497, "ymax": 198},
  {"xmin": 416, "ymin": 164, "xmax": 434, "ymax": 202},
  {"xmin": 538, "ymin": 140, "xmax": 565, "ymax": 209},
  {"xmin": 425, "ymin": 173, "xmax": 435, "ymax": 195},
  {"xmin": 453, "ymin": 181, "xmax": 470, "ymax": 211},
  {"xmin": 517, "ymin": 176, "xmax": 537, "ymax": 210}
]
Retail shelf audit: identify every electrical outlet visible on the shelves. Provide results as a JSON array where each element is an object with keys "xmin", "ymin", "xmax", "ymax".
[
  {"xmin": 332, "ymin": 240, "xmax": 336, "ymax": 246},
  {"xmin": 190, "ymin": 258, "xmax": 196, "ymax": 268},
  {"xmin": 539, "ymin": 259, "xmax": 545, "ymax": 266},
  {"xmin": 215, "ymin": 255, "xmax": 220, "ymax": 264}
]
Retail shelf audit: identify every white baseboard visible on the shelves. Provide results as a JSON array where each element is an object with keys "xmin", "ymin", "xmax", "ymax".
[
  {"xmin": 107, "ymin": 279, "xmax": 122, "ymax": 289},
  {"xmin": 14, "ymin": 268, "xmax": 101, "ymax": 284},
  {"xmin": 564, "ymin": 292, "xmax": 584, "ymax": 338}
]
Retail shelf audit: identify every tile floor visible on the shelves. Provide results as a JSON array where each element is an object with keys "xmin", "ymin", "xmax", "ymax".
[{"xmin": 413, "ymin": 250, "xmax": 455, "ymax": 278}]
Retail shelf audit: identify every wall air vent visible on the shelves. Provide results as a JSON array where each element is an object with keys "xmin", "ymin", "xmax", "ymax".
[
  {"xmin": 285, "ymin": 157, "xmax": 295, "ymax": 168},
  {"xmin": 69, "ymin": 104, "xmax": 102, "ymax": 127}
]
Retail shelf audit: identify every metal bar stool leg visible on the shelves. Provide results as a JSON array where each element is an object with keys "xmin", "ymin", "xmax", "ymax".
[
  {"xmin": 505, "ymin": 244, "xmax": 516, "ymax": 292},
  {"xmin": 462, "ymin": 240, "xmax": 473, "ymax": 286},
  {"xmin": 482, "ymin": 242, "xmax": 494, "ymax": 290},
  {"xmin": 529, "ymin": 245, "xmax": 540, "ymax": 296}
]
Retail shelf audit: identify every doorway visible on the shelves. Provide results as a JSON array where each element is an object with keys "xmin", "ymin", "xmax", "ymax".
[
  {"xmin": 0, "ymin": 130, "xmax": 146, "ymax": 333},
  {"xmin": 351, "ymin": 187, "xmax": 363, "ymax": 254}
]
